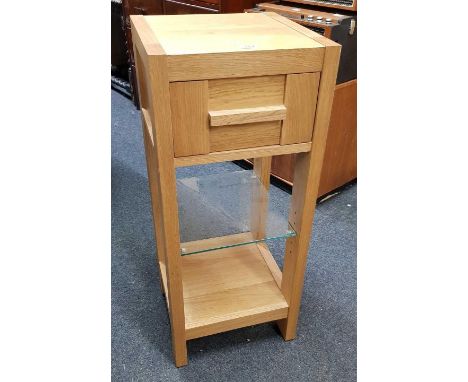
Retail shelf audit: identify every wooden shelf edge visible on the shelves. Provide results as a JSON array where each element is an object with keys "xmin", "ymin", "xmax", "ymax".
[
  {"xmin": 185, "ymin": 304, "xmax": 288, "ymax": 340},
  {"xmin": 174, "ymin": 142, "xmax": 312, "ymax": 167}
]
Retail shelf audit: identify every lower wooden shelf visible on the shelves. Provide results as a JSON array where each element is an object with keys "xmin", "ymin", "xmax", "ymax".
[{"xmin": 170, "ymin": 242, "xmax": 288, "ymax": 340}]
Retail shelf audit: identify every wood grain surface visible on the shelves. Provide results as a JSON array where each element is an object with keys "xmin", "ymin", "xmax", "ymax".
[{"xmin": 281, "ymin": 72, "xmax": 320, "ymax": 144}]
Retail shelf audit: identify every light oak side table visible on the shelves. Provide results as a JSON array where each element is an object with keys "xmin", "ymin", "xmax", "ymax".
[{"xmin": 130, "ymin": 12, "xmax": 340, "ymax": 367}]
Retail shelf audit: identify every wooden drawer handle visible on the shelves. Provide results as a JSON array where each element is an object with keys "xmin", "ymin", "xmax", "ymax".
[{"xmin": 209, "ymin": 105, "xmax": 287, "ymax": 127}]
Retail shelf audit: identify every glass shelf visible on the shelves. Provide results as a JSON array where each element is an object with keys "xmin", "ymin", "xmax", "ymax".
[{"xmin": 177, "ymin": 169, "xmax": 295, "ymax": 255}]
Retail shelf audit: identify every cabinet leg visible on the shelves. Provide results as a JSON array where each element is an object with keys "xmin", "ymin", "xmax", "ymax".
[
  {"xmin": 277, "ymin": 150, "xmax": 319, "ymax": 342},
  {"xmin": 173, "ymin": 337, "xmax": 188, "ymax": 367},
  {"xmin": 277, "ymin": 44, "xmax": 340, "ymax": 342},
  {"xmin": 277, "ymin": 316, "xmax": 297, "ymax": 341},
  {"xmin": 133, "ymin": 31, "xmax": 191, "ymax": 368}
]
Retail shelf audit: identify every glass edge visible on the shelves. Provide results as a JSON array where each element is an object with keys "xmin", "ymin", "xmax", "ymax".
[{"xmin": 180, "ymin": 225, "xmax": 297, "ymax": 256}]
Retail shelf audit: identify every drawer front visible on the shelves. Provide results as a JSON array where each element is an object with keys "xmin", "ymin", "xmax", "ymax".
[
  {"xmin": 170, "ymin": 73, "xmax": 320, "ymax": 157},
  {"xmin": 163, "ymin": 0, "xmax": 219, "ymax": 14}
]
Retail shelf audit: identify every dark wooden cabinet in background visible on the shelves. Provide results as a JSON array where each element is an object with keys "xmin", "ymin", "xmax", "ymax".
[
  {"xmin": 112, "ymin": 1, "xmax": 128, "ymax": 79},
  {"xmin": 163, "ymin": 0, "xmax": 258, "ymax": 13}
]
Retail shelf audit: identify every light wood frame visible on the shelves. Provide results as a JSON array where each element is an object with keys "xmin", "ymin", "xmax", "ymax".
[{"xmin": 131, "ymin": 13, "xmax": 340, "ymax": 367}]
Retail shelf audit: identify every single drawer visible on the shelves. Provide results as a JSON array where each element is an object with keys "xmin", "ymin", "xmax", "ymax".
[{"xmin": 170, "ymin": 73, "xmax": 320, "ymax": 157}]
